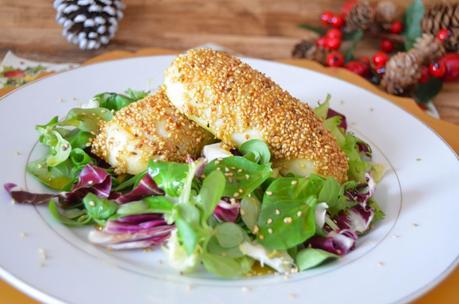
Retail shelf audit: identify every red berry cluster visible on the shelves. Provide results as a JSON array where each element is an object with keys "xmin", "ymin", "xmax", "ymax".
[{"xmin": 312, "ymin": 5, "xmax": 459, "ymax": 86}]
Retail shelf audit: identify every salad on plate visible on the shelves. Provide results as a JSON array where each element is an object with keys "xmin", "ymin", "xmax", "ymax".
[{"xmin": 5, "ymin": 48, "xmax": 385, "ymax": 278}]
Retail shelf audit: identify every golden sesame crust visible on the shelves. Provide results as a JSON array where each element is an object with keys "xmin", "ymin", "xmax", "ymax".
[
  {"xmin": 164, "ymin": 48, "xmax": 348, "ymax": 182},
  {"xmin": 91, "ymin": 88, "xmax": 215, "ymax": 174}
]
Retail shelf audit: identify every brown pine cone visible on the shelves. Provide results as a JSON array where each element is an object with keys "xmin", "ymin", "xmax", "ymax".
[
  {"xmin": 292, "ymin": 40, "xmax": 316, "ymax": 58},
  {"xmin": 292, "ymin": 40, "xmax": 330, "ymax": 64},
  {"xmin": 421, "ymin": 2, "xmax": 459, "ymax": 51},
  {"xmin": 381, "ymin": 51, "xmax": 422, "ymax": 95},
  {"xmin": 375, "ymin": 0, "xmax": 399, "ymax": 29},
  {"xmin": 346, "ymin": 1, "xmax": 375, "ymax": 31},
  {"xmin": 412, "ymin": 33, "xmax": 445, "ymax": 64}
]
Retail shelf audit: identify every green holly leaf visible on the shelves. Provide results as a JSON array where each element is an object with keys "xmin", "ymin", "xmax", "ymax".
[
  {"xmin": 413, "ymin": 77, "xmax": 443, "ymax": 103},
  {"xmin": 298, "ymin": 24, "xmax": 326, "ymax": 35},
  {"xmin": 403, "ymin": 0, "xmax": 425, "ymax": 50}
]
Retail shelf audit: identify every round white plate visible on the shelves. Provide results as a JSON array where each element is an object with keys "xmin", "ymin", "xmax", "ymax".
[{"xmin": 0, "ymin": 55, "xmax": 458, "ymax": 304}]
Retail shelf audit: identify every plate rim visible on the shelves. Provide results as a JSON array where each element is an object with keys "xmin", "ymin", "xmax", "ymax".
[{"xmin": 0, "ymin": 54, "xmax": 458, "ymax": 304}]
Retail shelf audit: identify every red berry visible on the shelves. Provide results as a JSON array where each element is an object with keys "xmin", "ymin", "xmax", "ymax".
[
  {"xmin": 316, "ymin": 37, "xmax": 328, "ymax": 48},
  {"xmin": 326, "ymin": 28, "xmax": 343, "ymax": 40},
  {"xmin": 436, "ymin": 28, "xmax": 450, "ymax": 43},
  {"xmin": 3, "ymin": 70, "xmax": 25, "ymax": 78},
  {"xmin": 345, "ymin": 60, "xmax": 370, "ymax": 77},
  {"xmin": 429, "ymin": 62, "xmax": 446, "ymax": 78},
  {"xmin": 320, "ymin": 11, "xmax": 334, "ymax": 26},
  {"xmin": 380, "ymin": 39, "xmax": 394, "ymax": 53},
  {"xmin": 390, "ymin": 21, "xmax": 403, "ymax": 34},
  {"xmin": 439, "ymin": 53, "xmax": 459, "ymax": 81},
  {"xmin": 326, "ymin": 51, "xmax": 345, "ymax": 67},
  {"xmin": 372, "ymin": 51, "xmax": 389, "ymax": 68},
  {"xmin": 326, "ymin": 37, "xmax": 342, "ymax": 50},
  {"xmin": 419, "ymin": 66, "xmax": 429, "ymax": 84},
  {"xmin": 330, "ymin": 14, "xmax": 345, "ymax": 28}
]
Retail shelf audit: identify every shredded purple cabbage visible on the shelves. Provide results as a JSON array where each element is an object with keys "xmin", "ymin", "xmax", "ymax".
[
  {"xmin": 4, "ymin": 183, "xmax": 56, "ymax": 205},
  {"xmin": 214, "ymin": 198, "xmax": 240, "ymax": 222}
]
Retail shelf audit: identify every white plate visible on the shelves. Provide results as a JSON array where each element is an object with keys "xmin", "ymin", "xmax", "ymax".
[{"xmin": 0, "ymin": 55, "xmax": 458, "ymax": 304}]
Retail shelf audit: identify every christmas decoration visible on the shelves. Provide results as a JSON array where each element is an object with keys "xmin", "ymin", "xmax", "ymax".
[
  {"xmin": 53, "ymin": 0, "xmax": 125, "ymax": 50},
  {"xmin": 421, "ymin": 3, "xmax": 459, "ymax": 52},
  {"xmin": 293, "ymin": 0, "xmax": 459, "ymax": 105}
]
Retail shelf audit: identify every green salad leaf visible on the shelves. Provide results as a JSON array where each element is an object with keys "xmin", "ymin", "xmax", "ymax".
[
  {"xmin": 239, "ymin": 139, "xmax": 271, "ymax": 164},
  {"xmin": 295, "ymin": 248, "xmax": 338, "ymax": 271},
  {"xmin": 27, "ymin": 159, "xmax": 75, "ymax": 191},
  {"xmin": 49, "ymin": 199, "xmax": 92, "ymax": 227},
  {"xmin": 258, "ymin": 177, "xmax": 319, "ymax": 250},
  {"xmin": 83, "ymin": 193, "xmax": 118, "ymax": 225},
  {"xmin": 148, "ymin": 161, "xmax": 189, "ymax": 197},
  {"xmin": 204, "ymin": 156, "xmax": 272, "ymax": 198},
  {"xmin": 240, "ymin": 195, "xmax": 261, "ymax": 230},
  {"xmin": 93, "ymin": 89, "xmax": 148, "ymax": 111},
  {"xmin": 116, "ymin": 196, "xmax": 175, "ymax": 217},
  {"xmin": 196, "ymin": 170, "xmax": 226, "ymax": 221},
  {"xmin": 202, "ymin": 253, "xmax": 253, "ymax": 278},
  {"xmin": 214, "ymin": 222, "xmax": 246, "ymax": 248}
]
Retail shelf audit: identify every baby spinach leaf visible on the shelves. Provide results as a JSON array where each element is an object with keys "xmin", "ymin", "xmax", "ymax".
[
  {"xmin": 204, "ymin": 156, "xmax": 272, "ymax": 198},
  {"xmin": 295, "ymin": 248, "xmax": 338, "ymax": 271}
]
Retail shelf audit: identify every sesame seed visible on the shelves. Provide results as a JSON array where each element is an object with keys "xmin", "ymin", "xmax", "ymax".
[
  {"xmin": 240, "ymin": 209, "xmax": 245, "ymax": 216},
  {"xmin": 252, "ymin": 225, "xmax": 259, "ymax": 234},
  {"xmin": 291, "ymin": 180, "xmax": 298, "ymax": 185},
  {"xmin": 259, "ymin": 234, "xmax": 264, "ymax": 240},
  {"xmin": 275, "ymin": 209, "xmax": 280, "ymax": 215},
  {"xmin": 283, "ymin": 217, "xmax": 292, "ymax": 224},
  {"xmin": 19, "ymin": 232, "xmax": 28, "ymax": 239},
  {"xmin": 288, "ymin": 293, "xmax": 297, "ymax": 299},
  {"xmin": 412, "ymin": 223, "xmax": 419, "ymax": 227},
  {"xmin": 392, "ymin": 234, "xmax": 400, "ymax": 239},
  {"xmin": 237, "ymin": 169, "xmax": 243, "ymax": 173},
  {"xmin": 238, "ymin": 188, "xmax": 243, "ymax": 193},
  {"xmin": 87, "ymin": 180, "xmax": 94, "ymax": 185},
  {"xmin": 378, "ymin": 261, "xmax": 385, "ymax": 267},
  {"xmin": 185, "ymin": 284, "xmax": 193, "ymax": 292},
  {"xmin": 267, "ymin": 218, "xmax": 272, "ymax": 224},
  {"xmin": 296, "ymin": 211, "xmax": 302, "ymax": 217},
  {"xmin": 266, "ymin": 191, "xmax": 273, "ymax": 196},
  {"xmin": 245, "ymin": 174, "xmax": 250, "ymax": 179},
  {"xmin": 88, "ymin": 201, "xmax": 96, "ymax": 207},
  {"xmin": 241, "ymin": 286, "xmax": 251, "ymax": 292},
  {"xmin": 268, "ymin": 228, "xmax": 273, "ymax": 234},
  {"xmin": 233, "ymin": 192, "xmax": 240, "ymax": 198}
]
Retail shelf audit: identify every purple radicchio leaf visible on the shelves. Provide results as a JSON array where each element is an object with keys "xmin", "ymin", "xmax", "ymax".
[
  {"xmin": 4, "ymin": 183, "xmax": 56, "ymax": 205},
  {"xmin": 327, "ymin": 108, "xmax": 347, "ymax": 130},
  {"xmin": 344, "ymin": 173, "xmax": 375, "ymax": 206},
  {"xmin": 214, "ymin": 198, "xmax": 240, "ymax": 223},
  {"xmin": 88, "ymin": 219, "xmax": 174, "ymax": 250},
  {"xmin": 104, "ymin": 218, "xmax": 168, "ymax": 233},
  {"xmin": 72, "ymin": 164, "xmax": 112, "ymax": 197},
  {"xmin": 307, "ymin": 229, "xmax": 358, "ymax": 256},
  {"xmin": 357, "ymin": 140, "xmax": 372, "ymax": 158},
  {"xmin": 115, "ymin": 213, "xmax": 163, "ymax": 224},
  {"xmin": 335, "ymin": 204, "xmax": 375, "ymax": 234},
  {"xmin": 115, "ymin": 174, "xmax": 164, "ymax": 204}
]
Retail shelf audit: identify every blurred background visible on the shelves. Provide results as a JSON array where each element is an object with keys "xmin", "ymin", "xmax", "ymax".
[{"xmin": 0, "ymin": 0, "xmax": 457, "ymax": 123}]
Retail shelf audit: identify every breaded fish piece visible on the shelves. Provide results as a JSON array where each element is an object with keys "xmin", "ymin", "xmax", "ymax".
[
  {"xmin": 163, "ymin": 48, "xmax": 348, "ymax": 182},
  {"xmin": 91, "ymin": 88, "xmax": 215, "ymax": 175}
]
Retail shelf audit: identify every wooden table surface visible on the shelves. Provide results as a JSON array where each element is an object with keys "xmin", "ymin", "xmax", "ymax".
[{"xmin": 0, "ymin": 0, "xmax": 457, "ymax": 124}]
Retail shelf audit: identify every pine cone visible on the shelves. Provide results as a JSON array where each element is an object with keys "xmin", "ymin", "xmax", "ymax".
[
  {"xmin": 375, "ymin": 1, "xmax": 399, "ymax": 28},
  {"xmin": 413, "ymin": 33, "xmax": 445, "ymax": 64},
  {"xmin": 292, "ymin": 41, "xmax": 330, "ymax": 64},
  {"xmin": 346, "ymin": 1, "xmax": 375, "ymax": 31},
  {"xmin": 54, "ymin": 0, "xmax": 125, "ymax": 50},
  {"xmin": 381, "ymin": 51, "xmax": 422, "ymax": 95},
  {"xmin": 421, "ymin": 3, "xmax": 459, "ymax": 52},
  {"xmin": 292, "ymin": 40, "xmax": 316, "ymax": 58}
]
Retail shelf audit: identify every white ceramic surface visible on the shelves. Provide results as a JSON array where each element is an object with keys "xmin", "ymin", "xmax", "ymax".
[{"xmin": 0, "ymin": 55, "xmax": 458, "ymax": 304}]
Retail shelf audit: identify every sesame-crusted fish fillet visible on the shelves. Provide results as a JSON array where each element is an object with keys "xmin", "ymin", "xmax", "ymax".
[
  {"xmin": 163, "ymin": 48, "xmax": 348, "ymax": 182},
  {"xmin": 91, "ymin": 88, "xmax": 215, "ymax": 175}
]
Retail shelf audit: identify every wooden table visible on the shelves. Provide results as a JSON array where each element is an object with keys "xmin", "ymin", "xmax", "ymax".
[{"xmin": 0, "ymin": 0, "xmax": 458, "ymax": 124}]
